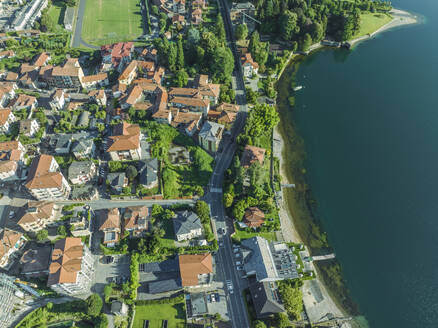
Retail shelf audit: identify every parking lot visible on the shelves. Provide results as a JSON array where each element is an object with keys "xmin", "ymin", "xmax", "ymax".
[{"xmin": 91, "ymin": 254, "xmax": 131, "ymax": 294}]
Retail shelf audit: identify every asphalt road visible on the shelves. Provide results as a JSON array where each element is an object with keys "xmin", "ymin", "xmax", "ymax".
[{"xmin": 72, "ymin": 0, "xmax": 99, "ymax": 49}]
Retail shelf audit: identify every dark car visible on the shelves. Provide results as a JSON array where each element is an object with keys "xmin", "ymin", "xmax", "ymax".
[{"xmin": 105, "ymin": 256, "xmax": 114, "ymax": 264}]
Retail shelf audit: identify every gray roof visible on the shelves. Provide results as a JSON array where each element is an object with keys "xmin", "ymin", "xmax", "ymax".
[
  {"xmin": 172, "ymin": 211, "xmax": 202, "ymax": 237},
  {"xmin": 68, "ymin": 161, "xmax": 94, "ymax": 180},
  {"xmin": 190, "ymin": 293, "xmax": 208, "ymax": 316},
  {"xmin": 248, "ymin": 281, "xmax": 285, "ymax": 318},
  {"xmin": 77, "ymin": 111, "xmax": 90, "ymax": 127},
  {"xmin": 137, "ymin": 158, "xmax": 158, "ymax": 186},
  {"xmin": 140, "ymin": 259, "xmax": 179, "ymax": 273},
  {"xmin": 51, "ymin": 134, "xmax": 71, "ymax": 152},
  {"xmin": 107, "ymin": 172, "xmax": 126, "ymax": 191},
  {"xmin": 71, "ymin": 138, "xmax": 93, "ymax": 154},
  {"xmin": 20, "ymin": 245, "xmax": 51, "ymax": 275},
  {"xmin": 198, "ymin": 121, "xmax": 224, "ymax": 142},
  {"xmin": 148, "ymin": 278, "xmax": 182, "ymax": 294},
  {"xmin": 111, "ymin": 301, "xmax": 128, "ymax": 315},
  {"xmin": 71, "ymin": 184, "xmax": 97, "ymax": 200},
  {"xmin": 63, "ymin": 6, "xmax": 75, "ymax": 27}
]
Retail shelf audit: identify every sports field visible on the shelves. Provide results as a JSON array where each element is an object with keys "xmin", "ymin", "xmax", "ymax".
[{"xmin": 82, "ymin": 0, "xmax": 144, "ymax": 46}]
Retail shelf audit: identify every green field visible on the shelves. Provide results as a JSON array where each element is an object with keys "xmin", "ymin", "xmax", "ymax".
[
  {"xmin": 82, "ymin": 0, "xmax": 144, "ymax": 46},
  {"xmin": 233, "ymin": 224, "xmax": 277, "ymax": 241},
  {"xmin": 47, "ymin": 1, "xmax": 67, "ymax": 33},
  {"xmin": 353, "ymin": 12, "xmax": 392, "ymax": 38},
  {"xmin": 133, "ymin": 303, "xmax": 186, "ymax": 328}
]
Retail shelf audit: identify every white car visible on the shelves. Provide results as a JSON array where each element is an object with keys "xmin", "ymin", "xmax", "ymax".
[
  {"xmin": 236, "ymin": 261, "xmax": 241, "ymax": 265},
  {"xmin": 237, "ymin": 266, "xmax": 244, "ymax": 271}
]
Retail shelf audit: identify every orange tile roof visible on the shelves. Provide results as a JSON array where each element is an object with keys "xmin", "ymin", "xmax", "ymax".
[
  {"xmin": 119, "ymin": 60, "xmax": 138, "ymax": 81},
  {"xmin": 216, "ymin": 103, "xmax": 239, "ymax": 112},
  {"xmin": 47, "ymin": 238, "xmax": 84, "ymax": 285},
  {"xmin": 17, "ymin": 201, "xmax": 55, "ymax": 225},
  {"xmin": 124, "ymin": 206, "xmax": 148, "ymax": 230},
  {"xmin": 107, "ymin": 121, "xmax": 140, "ymax": 152},
  {"xmin": 100, "ymin": 208, "xmax": 120, "ymax": 230},
  {"xmin": 217, "ymin": 111, "xmax": 236, "ymax": 124},
  {"xmin": 0, "ymin": 160, "xmax": 17, "ymax": 173},
  {"xmin": 241, "ymin": 53, "xmax": 259, "ymax": 69},
  {"xmin": 0, "ymin": 140, "xmax": 21, "ymax": 152},
  {"xmin": 33, "ymin": 52, "xmax": 50, "ymax": 67},
  {"xmin": 25, "ymin": 155, "xmax": 64, "ymax": 190},
  {"xmin": 0, "ymin": 108, "xmax": 12, "ymax": 125},
  {"xmin": 243, "ymin": 207, "xmax": 265, "ymax": 228},
  {"xmin": 12, "ymin": 94, "xmax": 37, "ymax": 107},
  {"xmin": 179, "ymin": 253, "xmax": 213, "ymax": 286},
  {"xmin": 0, "ymin": 229, "xmax": 24, "ymax": 260},
  {"xmin": 241, "ymin": 145, "xmax": 266, "ymax": 168},
  {"xmin": 82, "ymin": 73, "xmax": 107, "ymax": 83},
  {"xmin": 170, "ymin": 96, "xmax": 210, "ymax": 108}
]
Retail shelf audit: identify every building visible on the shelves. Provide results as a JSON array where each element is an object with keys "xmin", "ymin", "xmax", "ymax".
[
  {"xmin": 241, "ymin": 145, "xmax": 266, "ymax": 167},
  {"xmin": 178, "ymin": 253, "xmax": 213, "ymax": 287},
  {"xmin": 248, "ymin": 281, "xmax": 285, "ymax": 318},
  {"xmin": 43, "ymin": 58, "xmax": 84, "ymax": 89},
  {"xmin": 111, "ymin": 301, "xmax": 128, "ymax": 316},
  {"xmin": 99, "ymin": 208, "xmax": 121, "ymax": 247},
  {"xmin": 0, "ymin": 82, "xmax": 17, "ymax": 108},
  {"xmin": 106, "ymin": 172, "xmax": 128, "ymax": 194},
  {"xmin": 17, "ymin": 201, "xmax": 60, "ymax": 232},
  {"xmin": 0, "ymin": 140, "xmax": 25, "ymax": 166},
  {"xmin": 101, "ymin": 42, "xmax": 134, "ymax": 71},
  {"xmin": 173, "ymin": 211, "xmax": 202, "ymax": 242},
  {"xmin": 241, "ymin": 237, "xmax": 299, "ymax": 282},
  {"xmin": 137, "ymin": 158, "xmax": 158, "ymax": 189},
  {"xmin": 123, "ymin": 206, "xmax": 150, "ymax": 237},
  {"xmin": 10, "ymin": 0, "xmax": 48, "ymax": 31},
  {"xmin": 68, "ymin": 161, "xmax": 96, "ymax": 185},
  {"xmin": 82, "ymin": 73, "xmax": 109, "ymax": 90},
  {"xmin": 77, "ymin": 111, "xmax": 90, "ymax": 127},
  {"xmin": 19, "ymin": 245, "xmax": 52, "ymax": 277},
  {"xmin": 118, "ymin": 60, "xmax": 138, "ymax": 85},
  {"xmin": 241, "ymin": 53, "xmax": 259, "ymax": 77},
  {"xmin": 88, "ymin": 89, "xmax": 107, "ymax": 106},
  {"xmin": 186, "ymin": 293, "xmax": 208, "ymax": 318},
  {"xmin": 107, "ymin": 121, "xmax": 141, "ymax": 161},
  {"xmin": 0, "ymin": 273, "xmax": 22, "ymax": 328},
  {"xmin": 50, "ymin": 134, "xmax": 72, "ymax": 154},
  {"xmin": 49, "ymin": 89, "xmax": 66, "ymax": 110},
  {"xmin": 47, "ymin": 238, "xmax": 94, "ymax": 295},
  {"xmin": 198, "ymin": 121, "xmax": 224, "ymax": 153},
  {"xmin": 10, "ymin": 93, "xmax": 37, "ymax": 111},
  {"xmin": 243, "ymin": 207, "xmax": 265, "ymax": 228},
  {"xmin": 71, "ymin": 138, "xmax": 95, "ymax": 160},
  {"xmin": 63, "ymin": 6, "xmax": 75, "ymax": 31},
  {"xmin": 32, "ymin": 52, "xmax": 50, "ymax": 67},
  {"xmin": 25, "ymin": 154, "xmax": 71, "ymax": 200},
  {"xmin": 0, "ymin": 228, "xmax": 27, "ymax": 269},
  {"xmin": 19, "ymin": 118, "xmax": 40, "ymax": 137},
  {"xmin": 0, "ymin": 109, "xmax": 16, "ymax": 133},
  {"xmin": 168, "ymin": 96, "xmax": 210, "ymax": 116},
  {"xmin": 0, "ymin": 160, "xmax": 19, "ymax": 181},
  {"xmin": 171, "ymin": 111, "xmax": 202, "ymax": 136}
]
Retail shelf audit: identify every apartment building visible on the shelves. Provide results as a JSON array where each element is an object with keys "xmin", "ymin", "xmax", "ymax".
[
  {"xmin": 106, "ymin": 121, "xmax": 141, "ymax": 161},
  {"xmin": 25, "ymin": 154, "xmax": 71, "ymax": 200},
  {"xmin": 47, "ymin": 238, "xmax": 94, "ymax": 295},
  {"xmin": 17, "ymin": 201, "xmax": 60, "ymax": 233},
  {"xmin": 0, "ymin": 228, "xmax": 27, "ymax": 269},
  {"xmin": 0, "ymin": 109, "xmax": 16, "ymax": 133}
]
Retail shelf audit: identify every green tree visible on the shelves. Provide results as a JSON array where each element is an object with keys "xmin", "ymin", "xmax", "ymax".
[
  {"xmin": 280, "ymin": 10, "xmax": 299, "ymax": 41},
  {"xmin": 254, "ymin": 320, "xmax": 267, "ymax": 328},
  {"xmin": 278, "ymin": 281, "xmax": 303, "ymax": 319},
  {"xmin": 196, "ymin": 200, "xmax": 210, "ymax": 221},
  {"xmin": 174, "ymin": 69, "xmax": 188, "ymax": 87},
  {"xmin": 276, "ymin": 312, "xmax": 290, "ymax": 328},
  {"xmin": 168, "ymin": 43, "xmax": 177, "ymax": 72},
  {"xmin": 235, "ymin": 24, "xmax": 248, "ymax": 41},
  {"xmin": 151, "ymin": 204, "xmax": 164, "ymax": 217},
  {"xmin": 248, "ymin": 31, "xmax": 261, "ymax": 57},
  {"xmin": 86, "ymin": 293, "xmax": 103, "ymax": 317},
  {"xmin": 176, "ymin": 35, "xmax": 185, "ymax": 70},
  {"xmin": 126, "ymin": 165, "xmax": 138, "ymax": 181},
  {"xmin": 215, "ymin": 14, "xmax": 226, "ymax": 44},
  {"xmin": 103, "ymin": 283, "xmax": 114, "ymax": 303},
  {"xmin": 94, "ymin": 313, "xmax": 108, "ymax": 328},
  {"xmin": 302, "ymin": 33, "xmax": 313, "ymax": 51},
  {"xmin": 57, "ymin": 225, "xmax": 66, "ymax": 237},
  {"xmin": 36, "ymin": 229, "xmax": 48, "ymax": 241},
  {"xmin": 223, "ymin": 192, "xmax": 234, "ymax": 208}
]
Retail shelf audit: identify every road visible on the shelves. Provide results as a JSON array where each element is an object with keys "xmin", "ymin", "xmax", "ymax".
[
  {"xmin": 57, "ymin": 198, "xmax": 196, "ymax": 210},
  {"xmin": 206, "ymin": 0, "xmax": 250, "ymax": 326}
]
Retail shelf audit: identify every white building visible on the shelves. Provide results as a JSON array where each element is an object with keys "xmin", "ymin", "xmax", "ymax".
[{"xmin": 0, "ymin": 109, "xmax": 16, "ymax": 133}]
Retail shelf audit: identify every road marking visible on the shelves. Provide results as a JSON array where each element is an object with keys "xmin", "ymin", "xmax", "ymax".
[{"xmin": 210, "ymin": 188, "xmax": 223, "ymax": 193}]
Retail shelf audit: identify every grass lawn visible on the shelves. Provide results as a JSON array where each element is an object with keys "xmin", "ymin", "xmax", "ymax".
[
  {"xmin": 47, "ymin": 1, "xmax": 67, "ymax": 33},
  {"xmin": 159, "ymin": 218, "xmax": 176, "ymax": 248},
  {"xmin": 82, "ymin": 0, "xmax": 144, "ymax": 46},
  {"xmin": 353, "ymin": 12, "xmax": 392, "ymax": 38},
  {"xmin": 133, "ymin": 303, "xmax": 186, "ymax": 328},
  {"xmin": 233, "ymin": 224, "xmax": 277, "ymax": 241}
]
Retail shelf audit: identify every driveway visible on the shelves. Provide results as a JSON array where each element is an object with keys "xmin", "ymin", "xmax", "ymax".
[{"xmin": 91, "ymin": 254, "xmax": 131, "ymax": 294}]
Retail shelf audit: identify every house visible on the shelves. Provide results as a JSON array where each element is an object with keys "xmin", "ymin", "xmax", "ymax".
[
  {"xmin": 0, "ymin": 109, "xmax": 16, "ymax": 133},
  {"xmin": 123, "ymin": 206, "xmax": 150, "ymax": 237},
  {"xmin": 68, "ymin": 161, "xmax": 96, "ymax": 185},
  {"xmin": 192, "ymin": 0, "xmax": 206, "ymax": 9},
  {"xmin": 0, "ymin": 228, "xmax": 27, "ymax": 269},
  {"xmin": 172, "ymin": 14, "xmax": 185, "ymax": 25},
  {"xmin": 49, "ymin": 89, "xmax": 66, "ymax": 110},
  {"xmin": 137, "ymin": 158, "xmax": 159, "ymax": 189},
  {"xmin": 69, "ymin": 210, "xmax": 92, "ymax": 236},
  {"xmin": 107, "ymin": 121, "xmax": 141, "ymax": 161},
  {"xmin": 99, "ymin": 208, "xmax": 121, "ymax": 247},
  {"xmin": 17, "ymin": 201, "xmax": 60, "ymax": 232},
  {"xmin": 88, "ymin": 89, "xmax": 107, "ymax": 106},
  {"xmin": 241, "ymin": 237, "xmax": 299, "ymax": 282},
  {"xmin": 169, "ymin": 97, "xmax": 210, "ymax": 116},
  {"xmin": 10, "ymin": 94, "xmax": 38, "ymax": 111},
  {"xmin": 241, "ymin": 145, "xmax": 266, "ymax": 168},
  {"xmin": 25, "ymin": 154, "xmax": 71, "ymax": 200},
  {"xmin": 243, "ymin": 207, "xmax": 265, "ymax": 228},
  {"xmin": 81, "ymin": 73, "xmax": 109, "ymax": 90},
  {"xmin": 107, "ymin": 172, "xmax": 128, "ymax": 194},
  {"xmin": 0, "ymin": 140, "xmax": 25, "ymax": 165},
  {"xmin": 172, "ymin": 0, "xmax": 185, "ymax": 13},
  {"xmin": 19, "ymin": 245, "xmax": 52, "ymax": 277},
  {"xmin": 152, "ymin": 108, "xmax": 172, "ymax": 124},
  {"xmin": 32, "ymin": 52, "xmax": 50, "ymax": 67},
  {"xmin": 0, "ymin": 160, "xmax": 19, "ymax": 181},
  {"xmin": 173, "ymin": 211, "xmax": 202, "ymax": 242},
  {"xmin": 192, "ymin": 8, "xmax": 203, "ymax": 24},
  {"xmin": 0, "ymin": 82, "xmax": 17, "ymax": 108},
  {"xmin": 178, "ymin": 253, "xmax": 213, "ymax": 287},
  {"xmin": 111, "ymin": 301, "xmax": 128, "ymax": 316},
  {"xmin": 101, "ymin": 42, "xmax": 134, "ymax": 71},
  {"xmin": 42, "ymin": 58, "xmax": 85, "ymax": 89},
  {"xmin": 248, "ymin": 281, "xmax": 285, "ymax": 318},
  {"xmin": 230, "ymin": 2, "xmax": 256, "ymax": 27},
  {"xmin": 51, "ymin": 134, "xmax": 72, "ymax": 154},
  {"xmin": 118, "ymin": 60, "xmax": 138, "ymax": 85},
  {"xmin": 71, "ymin": 138, "xmax": 95, "ymax": 160},
  {"xmin": 0, "ymin": 50, "xmax": 15, "ymax": 59},
  {"xmin": 241, "ymin": 53, "xmax": 259, "ymax": 77},
  {"xmin": 47, "ymin": 237, "xmax": 94, "ymax": 295},
  {"xmin": 4, "ymin": 72, "xmax": 18, "ymax": 82},
  {"xmin": 19, "ymin": 70, "xmax": 39, "ymax": 89},
  {"xmin": 198, "ymin": 121, "xmax": 224, "ymax": 153},
  {"xmin": 171, "ymin": 111, "xmax": 202, "ymax": 136},
  {"xmin": 19, "ymin": 118, "xmax": 40, "ymax": 137}
]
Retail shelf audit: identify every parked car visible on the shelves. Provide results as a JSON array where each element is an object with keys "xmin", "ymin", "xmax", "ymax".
[{"xmin": 236, "ymin": 261, "xmax": 242, "ymax": 265}]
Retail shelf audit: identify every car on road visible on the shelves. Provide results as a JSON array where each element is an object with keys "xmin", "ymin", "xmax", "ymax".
[
  {"xmin": 215, "ymin": 293, "xmax": 220, "ymax": 301},
  {"xmin": 237, "ymin": 266, "xmax": 244, "ymax": 271},
  {"xmin": 235, "ymin": 253, "xmax": 241, "ymax": 258},
  {"xmin": 233, "ymin": 248, "xmax": 240, "ymax": 253},
  {"xmin": 219, "ymin": 241, "xmax": 224, "ymax": 247},
  {"xmin": 236, "ymin": 261, "xmax": 241, "ymax": 265},
  {"xmin": 103, "ymin": 256, "xmax": 114, "ymax": 264},
  {"xmin": 211, "ymin": 293, "xmax": 216, "ymax": 302},
  {"xmin": 9, "ymin": 211, "xmax": 14, "ymax": 218}
]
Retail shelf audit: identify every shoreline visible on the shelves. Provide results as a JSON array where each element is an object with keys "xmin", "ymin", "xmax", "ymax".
[{"xmin": 271, "ymin": 8, "xmax": 420, "ymax": 326}]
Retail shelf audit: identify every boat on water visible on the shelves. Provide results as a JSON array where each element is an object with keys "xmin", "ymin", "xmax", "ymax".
[{"xmin": 294, "ymin": 86, "xmax": 303, "ymax": 91}]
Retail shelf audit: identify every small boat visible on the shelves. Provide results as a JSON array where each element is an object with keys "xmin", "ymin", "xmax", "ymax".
[{"xmin": 293, "ymin": 86, "xmax": 303, "ymax": 91}]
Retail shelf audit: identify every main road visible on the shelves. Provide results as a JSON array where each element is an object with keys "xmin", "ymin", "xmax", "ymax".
[{"xmin": 206, "ymin": 0, "xmax": 250, "ymax": 326}]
